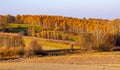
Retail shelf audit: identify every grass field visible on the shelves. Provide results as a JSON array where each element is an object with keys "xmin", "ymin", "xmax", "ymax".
[
  {"xmin": 6, "ymin": 23, "xmax": 41, "ymax": 29},
  {"xmin": 0, "ymin": 63, "xmax": 120, "ymax": 70},
  {"xmin": 6, "ymin": 23, "xmax": 29, "ymax": 28},
  {"xmin": 23, "ymin": 36, "xmax": 80, "ymax": 50},
  {"xmin": 0, "ymin": 52, "xmax": 120, "ymax": 70},
  {"xmin": 19, "ymin": 52, "xmax": 120, "ymax": 64},
  {"xmin": 5, "ymin": 23, "xmax": 42, "ymax": 33}
]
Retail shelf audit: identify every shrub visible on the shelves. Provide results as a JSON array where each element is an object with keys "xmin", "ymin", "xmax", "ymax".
[
  {"xmin": 112, "ymin": 47, "xmax": 120, "ymax": 51},
  {"xmin": 75, "ymin": 33, "xmax": 93, "ymax": 50},
  {"xmin": 25, "ymin": 39, "xmax": 43, "ymax": 56},
  {"xmin": 0, "ymin": 33, "xmax": 26, "ymax": 58},
  {"xmin": 92, "ymin": 44, "xmax": 111, "ymax": 52},
  {"xmin": 0, "ymin": 46, "xmax": 25, "ymax": 57},
  {"xmin": 0, "ymin": 47, "xmax": 10, "ymax": 57},
  {"xmin": 14, "ymin": 47, "xmax": 24, "ymax": 56}
]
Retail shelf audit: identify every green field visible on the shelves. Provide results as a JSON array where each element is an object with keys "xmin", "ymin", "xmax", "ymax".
[
  {"xmin": 5, "ymin": 23, "xmax": 42, "ymax": 32},
  {"xmin": 6, "ymin": 23, "xmax": 29, "ymax": 28}
]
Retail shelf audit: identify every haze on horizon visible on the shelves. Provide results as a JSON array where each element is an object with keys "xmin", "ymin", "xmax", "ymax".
[{"xmin": 0, "ymin": 0, "xmax": 120, "ymax": 19}]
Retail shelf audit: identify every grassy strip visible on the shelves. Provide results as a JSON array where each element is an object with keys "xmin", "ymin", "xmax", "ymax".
[{"xmin": 23, "ymin": 37, "xmax": 80, "ymax": 50}]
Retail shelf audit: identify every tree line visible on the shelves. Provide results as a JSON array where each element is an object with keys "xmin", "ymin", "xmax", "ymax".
[{"xmin": 0, "ymin": 14, "xmax": 110, "ymax": 34}]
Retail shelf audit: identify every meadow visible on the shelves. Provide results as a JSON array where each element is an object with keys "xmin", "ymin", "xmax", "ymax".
[{"xmin": 23, "ymin": 36, "xmax": 80, "ymax": 50}]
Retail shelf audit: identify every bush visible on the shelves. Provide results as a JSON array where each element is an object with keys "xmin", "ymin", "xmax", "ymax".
[
  {"xmin": 0, "ymin": 46, "xmax": 25, "ymax": 57},
  {"xmin": 112, "ymin": 47, "xmax": 120, "ymax": 51},
  {"xmin": 75, "ymin": 33, "xmax": 93, "ymax": 50},
  {"xmin": 0, "ymin": 47, "xmax": 10, "ymax": 57},
  {"xmin": 14, "ymin": 47, "xmax": 24, "ymax": 56},
  {"xmin": 92, "ymin": 44, "xmax": 111, "ymax": 52},
  {"xmin": 25, "ymin": 39, "xmax": 43, "ymax": 56}
]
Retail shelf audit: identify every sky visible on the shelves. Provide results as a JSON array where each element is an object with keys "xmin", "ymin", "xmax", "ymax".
[{"xmin": 0, "ymin": 0, "xmax": 120, "ymax": 19}]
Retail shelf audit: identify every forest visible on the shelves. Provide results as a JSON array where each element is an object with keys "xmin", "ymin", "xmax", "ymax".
[{"xmin": 0, "ymin": 14, "xmax": 120, "ymax": 52}]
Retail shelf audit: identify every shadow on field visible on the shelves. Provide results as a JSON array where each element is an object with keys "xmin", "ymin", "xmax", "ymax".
[
  {"xmin": 0, "ymin": 49, "xmax": 85, "ymax": 61},
  {"xmin": 42, "ymin": 49, "xmax": 85, "ymax": 56},
  {"xmin": 0, "ymin": 57, "xmax": 21, "ymax": 61}
]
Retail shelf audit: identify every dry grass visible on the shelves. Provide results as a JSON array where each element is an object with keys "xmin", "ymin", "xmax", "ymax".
[
  {"xmin": 18, "ymin": 52, "xmax": 120, "ymax": 64},
  {"xmin": 0, "ymin": 63, "xmax": 120, "ymax": 70},
  {"xmin": 0, "ymin": 52, "xmax": 120, "ymax": 70},
  {"xmin": 0, "ymin": 46, "xmax": 24, "ymax": 57}
]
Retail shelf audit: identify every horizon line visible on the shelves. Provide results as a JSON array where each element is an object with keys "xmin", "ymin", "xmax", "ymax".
[{"xmin": 0, "ymin": 13, "xmax": 119, "ymax": 20}]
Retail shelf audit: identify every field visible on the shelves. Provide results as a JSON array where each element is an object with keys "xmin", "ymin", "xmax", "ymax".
[
  {"xmin": 5, "ymin": 23, "xmax": 42, "ymax": 33},
  {"xmin": 0, "ymin": 52, "xmax": 120, "ymax": 70},
  {"xmin": 0, "ymin": 34, "xmax": 120, "ymax": 70},
  {"xmin": 0, "ymin": 26, "xmax": 119, "ymax": 70},
  {"xmin": 23, "ymin": 36, "xmax": 80, "ymax": 50},
  {"xmin": 6, "ymin": 23, "xmax": 41, "ymax": 29}
]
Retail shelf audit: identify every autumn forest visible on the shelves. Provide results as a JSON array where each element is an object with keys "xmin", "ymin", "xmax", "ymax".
[{"xmin": 0, "ymin": 14, "xmax": 120, "ymax": 53}]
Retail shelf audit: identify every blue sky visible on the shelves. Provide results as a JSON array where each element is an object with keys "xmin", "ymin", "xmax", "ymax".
[{"xmin": 0, "ymin": 0, "xmax": 119, "ymax": 19}]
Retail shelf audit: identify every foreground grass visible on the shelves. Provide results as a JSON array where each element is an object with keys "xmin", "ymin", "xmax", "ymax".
[
  {"xmin": 0, "ymin": 63, "xmax": 120, "ymax": 70},
  {"xmin": 17, "ymin": 52, "xmax": 120, "ymax": 64},
  {"xmin": 0, "ymin": 52, "xmax": 120, "ymax": 70}
]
